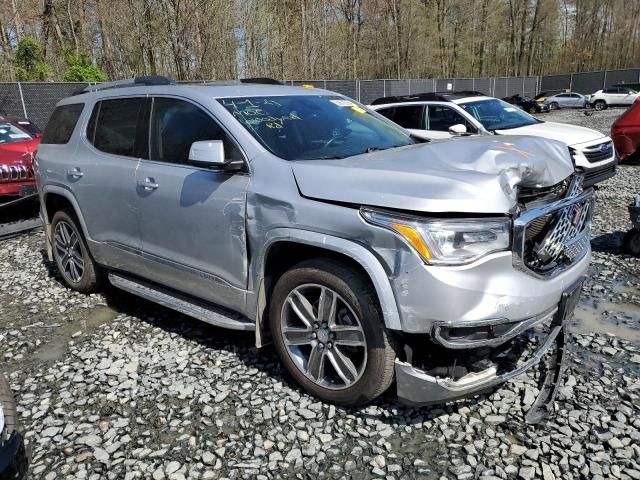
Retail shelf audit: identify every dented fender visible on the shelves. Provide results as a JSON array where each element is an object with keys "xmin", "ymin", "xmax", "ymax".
[{"xmin": 250, "ymin": 228, "xmax": 402, "ymax": 334}]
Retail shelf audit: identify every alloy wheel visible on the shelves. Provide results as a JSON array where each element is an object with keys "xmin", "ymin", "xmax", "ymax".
[
  {"xmin": 54, "ymin": 220, "xmax": 85, "ymax": 283},
  {"xmin": 280, "ymin": 284, "xmax": 367, "ymax": 390}
]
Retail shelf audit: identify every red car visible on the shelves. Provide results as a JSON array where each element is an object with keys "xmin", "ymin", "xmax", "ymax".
[
  {"xmin": 611, "ymin": 98, "xmax": 640, "ymax": 163},
  {"xmin": 0, "ymin": 120, "xmax": 40, "ymax": 203}
]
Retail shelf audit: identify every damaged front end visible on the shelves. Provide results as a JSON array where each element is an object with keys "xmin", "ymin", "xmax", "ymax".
[
  {"xmin": 396, "ymin": 277, "xmax": 581, "ymax": 423},
  {"xmin": 392, "ymin": 173, "xmax": 592, "ymax": 422}
]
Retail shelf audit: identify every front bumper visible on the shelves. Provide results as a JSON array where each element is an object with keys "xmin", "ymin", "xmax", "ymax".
[
  {"xmin": 0, "ymin": 431, "xmax": 27, "ymax": 480},
  {"xmin": 395, "ymin": 277, "xmax": 581, "ymax": 408}
]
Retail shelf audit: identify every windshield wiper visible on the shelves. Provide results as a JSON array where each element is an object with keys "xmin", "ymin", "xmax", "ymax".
[{"xmin": 366, "ymin": 147, "xmax": 389, "ymax": 153}]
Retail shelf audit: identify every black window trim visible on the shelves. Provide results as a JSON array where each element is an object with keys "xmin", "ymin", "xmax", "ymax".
[{"xmin": 142, "ymin": 94, "xmax": 249, "ymax": 173}]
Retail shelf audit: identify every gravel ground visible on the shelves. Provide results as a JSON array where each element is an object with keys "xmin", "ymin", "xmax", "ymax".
[{"xmin": 1, "ymin": 111, "xmax": 639, "ymax": 480}]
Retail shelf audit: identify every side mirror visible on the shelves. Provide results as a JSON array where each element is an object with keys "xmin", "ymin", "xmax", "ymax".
[
  {"xmin": 448, "ymin": 124, "xmax": 467, "ymax": 136},
  {"xmin": 188, "ymin": 140, "xmax": 227, "ymax": 168}
]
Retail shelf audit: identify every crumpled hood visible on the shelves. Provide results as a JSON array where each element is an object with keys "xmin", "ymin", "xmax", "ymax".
[
  {"xmin": 496, "ymin": 121, "xmax": 606, "ymax": 146},
  {"xmin": 292, "ymin": 135, "xmax": 573, "ymax": 214}
]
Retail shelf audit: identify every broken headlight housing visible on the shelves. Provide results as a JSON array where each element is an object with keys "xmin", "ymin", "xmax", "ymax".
[{"xmin": 361, "ymin": 208, "xmax": 511, "ymax": 265}]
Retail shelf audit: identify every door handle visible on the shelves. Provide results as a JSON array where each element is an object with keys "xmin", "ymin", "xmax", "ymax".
[
  {"xmin": 67, "ymin": 167, "xmax": 83, "ymax": 178},
  {"xmin": 137, "ymin": 177, "xmax": 159, "ymax": 190}
]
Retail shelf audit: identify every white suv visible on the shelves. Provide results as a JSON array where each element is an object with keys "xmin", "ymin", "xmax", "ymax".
[
  {"xmin": 370, "ymin": 92, "xmax": 616, "ymax": 187},
  {"xmin": 589, "ymin": 86, "xmax": 639, "ymax": 111}
]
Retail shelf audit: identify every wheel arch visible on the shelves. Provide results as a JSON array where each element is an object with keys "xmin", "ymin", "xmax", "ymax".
[
  {"xmin": 41, "ymin": 186, "xmax": 90, "ymax": 261},
  {"xmin": 251, "ymin": 228, "xmax": 402, "ymax": 347}
]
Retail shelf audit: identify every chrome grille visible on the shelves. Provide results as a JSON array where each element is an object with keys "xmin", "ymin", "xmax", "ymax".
[
  {"xmin": 513, "ymin": 176, "xmax": 593, "ymax": 277},
  {"xmin": 0, "ymin": 164, "xmax": 33, "ymax": 182},
  {"xmin": 582, "ymin": 141, "xmax": 613, "ymax": 163}
]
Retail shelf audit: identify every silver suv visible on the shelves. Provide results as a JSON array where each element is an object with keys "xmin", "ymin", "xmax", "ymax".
[{"xmin": 36, "ymin": 77, "xmax": 592, "ymax": 407}]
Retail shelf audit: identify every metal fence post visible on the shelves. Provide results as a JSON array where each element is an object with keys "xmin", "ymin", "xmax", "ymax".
[
  {"xmin": 16, "ymin": 82, "xmax": 28, "ymax": 118},
  {"xmin": 383, "ymin": 79, "xmax": 386, "ymax": 97},
  {"xmin": 603, "ymin": 70, "xmax": 607, "ymax": 88}
]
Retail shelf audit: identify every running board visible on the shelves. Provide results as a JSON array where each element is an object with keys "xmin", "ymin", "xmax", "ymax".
[{"xmin": 108, "ymin": 273, "xmax": 255, "ymax": 331}]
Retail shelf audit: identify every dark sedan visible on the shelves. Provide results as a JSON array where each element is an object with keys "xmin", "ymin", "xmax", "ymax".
[
  {"xmin": 502, "ymin": 94, "xmax": 550, "ymax": 114},
  {"xmin": 0, "ymin": 375, "xmax": 27, "ymax": 480}
]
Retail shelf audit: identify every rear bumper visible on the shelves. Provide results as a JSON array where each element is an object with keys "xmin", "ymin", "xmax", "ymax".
[{"xmin": 0, "ymin": 431, "xmax": 27, "ymax": 480}]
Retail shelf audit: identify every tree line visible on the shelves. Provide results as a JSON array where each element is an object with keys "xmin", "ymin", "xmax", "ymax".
[{"xmin": 0, "ymin": 0, "xmax": 638, "ymax": 82}]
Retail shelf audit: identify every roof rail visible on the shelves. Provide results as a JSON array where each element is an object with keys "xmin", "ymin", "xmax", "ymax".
[
  {"xmin": 74, "ymin": 75, "xmax": 176, "ymax": 95},
  {"xmin": 371, "ymin": 90, "xmax": 488, "ymax": 105},
  {"xmin": 240, "ymin": 77, "xmax": 284, "ymax": 85}
]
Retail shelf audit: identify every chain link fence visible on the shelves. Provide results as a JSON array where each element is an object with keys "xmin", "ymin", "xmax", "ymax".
[{"xmin": 1, "ymin": 69, "xmax": 638, "ymax": 129}]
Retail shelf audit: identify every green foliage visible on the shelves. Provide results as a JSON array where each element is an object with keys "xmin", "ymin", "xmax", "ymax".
[
  {"xmin": 62, "ymin": 51, "xmax": 107, "ymax": 82},
  {"xmin": 15, "ymin": 37, "xmax": 50, "ymax": 81}
]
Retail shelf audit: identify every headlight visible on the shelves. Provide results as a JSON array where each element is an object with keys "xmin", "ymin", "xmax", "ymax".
[{"xmin": 361, "ymin": 208, "xmax": 511, "ymax": 265}]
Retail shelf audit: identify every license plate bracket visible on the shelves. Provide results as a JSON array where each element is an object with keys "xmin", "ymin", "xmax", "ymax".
[
  {"xmin": 19, "ymin": 184, "xmax": 37, "ymax": 197},
  {"xmin": 555, "ymin": 277, "xmax": 583, "ymax": 324}
]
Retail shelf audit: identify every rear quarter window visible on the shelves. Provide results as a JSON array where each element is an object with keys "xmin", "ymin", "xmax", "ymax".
[
  {"xmin": 41, "ymin": 103, "xmax": 85, "ymax": 144},
  {"xmin": 87, "ymin": 98, "xmax": 144, "ymax": 157}
]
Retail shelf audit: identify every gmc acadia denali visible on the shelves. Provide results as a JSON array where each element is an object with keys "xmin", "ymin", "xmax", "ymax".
[{"xmin": 36, "ymin": 76, "xmax": 592, "ymax": 409}]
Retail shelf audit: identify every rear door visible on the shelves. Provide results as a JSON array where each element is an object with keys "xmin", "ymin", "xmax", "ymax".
[
  {"xmin": 135, "ymin": 96, "xmax": 250, "ymax": 311},
  {"xmin": 63, "ymin": 97, "xmax": 145, "ymax": 268}
]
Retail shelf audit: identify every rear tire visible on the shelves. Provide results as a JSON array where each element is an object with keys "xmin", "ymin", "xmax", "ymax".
[
  {"xmin": 623, "ymin": 229, "xmax": 640, "ymax": 256},
  {"xmin": 269, "ymin": 258, "xmax": 396, "ymax": 406},
  {"xmin": 51, "ymin": 209, "xmax": 101, "ymax": 293},
  {"xmin": 528, "ymin": 106, "xmax": 538, "ymax": 114},
  {"xmin": 594, "ymin": 100, "xmax": 607, "ymax": 111}
]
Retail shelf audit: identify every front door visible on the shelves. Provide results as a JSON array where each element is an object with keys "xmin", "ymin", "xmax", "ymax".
[
  {"xmin": 425, "ymin": 105, "xmax": 477, "ymax": 139},
  {"xmin": 135, "ymin": 96, "xmax": 250, "ymax": 312}
]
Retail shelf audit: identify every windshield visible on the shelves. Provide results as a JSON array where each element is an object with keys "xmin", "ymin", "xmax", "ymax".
[
  {"xmin": 459, "ymin": 99, "xmax": 540, "ymax": 131},
  {"xmin": 218, "ymin": 95, "xmax": 414, "ymax": 160},
  {"xmin": 0, "ymin": 123, "xmax": 32, "ymax": 145}
]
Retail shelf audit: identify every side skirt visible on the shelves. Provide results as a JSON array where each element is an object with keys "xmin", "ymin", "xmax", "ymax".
[{"xmin": 108, "ymin": 273, "xmax": 255, "ymax": 331}]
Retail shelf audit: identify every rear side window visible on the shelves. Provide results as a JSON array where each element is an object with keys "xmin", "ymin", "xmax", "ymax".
[
  {"xmin": 88, "ymin": 98, "xmax": 144, "ymax": 157},
  {"xmin": 41, "ymin": 103, "xmax": 84, "ymax": 144},
  {"xmin": 391, "ymin": 105, "xmax": 424, "ymax": 129},
  {"xmin": 377, "ymin": 106, "xmax": 424, "ymax": 129}
]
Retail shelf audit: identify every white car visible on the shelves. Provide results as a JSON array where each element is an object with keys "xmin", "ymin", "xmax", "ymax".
[
  {"xmin": 589, "ymin": 86, "xmax": 639, "ymax": 110},
  {"xmin": 370, "ymin": 92, "xmax": 616, "ymax": 187}
]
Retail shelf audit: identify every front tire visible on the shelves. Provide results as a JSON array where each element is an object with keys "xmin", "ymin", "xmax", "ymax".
[
  {"xmin": 594, "ymin": 100, "xmax": 607, "ymax": 111},
  {"xmin": 528, "ymin": 106, "xmax": 538, "ymax": 114},
  {"xmin": 51, "ymin": 209, "xmax": 101, "ymax": 293},
  {"xmin": 550, "ymin": 101, "xmax": 559, "ymax": 110},
  {"xmin": 270, "ymin": 259, "xmax": 396, "ymax": 406}
]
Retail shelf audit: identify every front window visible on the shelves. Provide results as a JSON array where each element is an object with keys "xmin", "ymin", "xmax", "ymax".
[
  {"xmin": 218, "ymin": 95, "xmax": 414, "ymax": 160},
  {"xmin": 0, "ymin": 123, "xmax": 32, "ymax": 145},
  {"xmin": 460, "ymin": 98, "xmax": 540, "ymax": 131}
]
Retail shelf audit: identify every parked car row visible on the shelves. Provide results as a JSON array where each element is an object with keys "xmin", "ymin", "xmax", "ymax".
[{"xmin": 370, "ymin": 91, "xmax": 617, "ymax": 187}]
